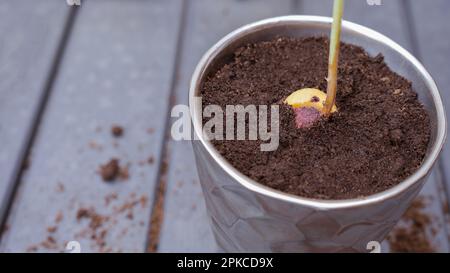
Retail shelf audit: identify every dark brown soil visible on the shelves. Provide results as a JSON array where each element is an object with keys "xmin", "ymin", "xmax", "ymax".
[
  {"xmin": 76, "ymin": 207, "xmax": 109, "ymax": 249},
  {"xmin": 111, "ymin": 125, "xmax": 124, "ymax": 138},
  {"xmin": 100, "ymin": 158, "xmax": 120, "ymax": 182},
  {"xmin": 148, "ymin": 156, "xmax": 155, "ymax": 165},
  {"xmin": 99, "ymin": 158, "xmax": 129, "ymax": 182},
  {"xmin": 201, "ymin": 37, "xmax": 431, "ymax": 200}
]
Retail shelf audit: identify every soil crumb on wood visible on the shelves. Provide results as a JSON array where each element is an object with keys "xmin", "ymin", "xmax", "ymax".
[
  {"xmin": 76, "ymin": 208, "xmax": 110, "ymax": 250},
  {"xmin": 388, "ymin": 198, "xmax": 435, "ymax": 253},
  {"xmin": 99, "ymin": 158, "xmax": 129, "ymax": 182},
  {"xmin": 148, "ymin": 156, "xmax": 155, "ymax": 165},
  {"xmin": 111, "ymin": 125, "xmax": 124, "ymax": 138}
]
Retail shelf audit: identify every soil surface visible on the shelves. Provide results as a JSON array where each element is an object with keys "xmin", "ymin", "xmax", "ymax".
[{"xmin": 201, "ymin": 37, "xmax": 431, "ymax": 200}]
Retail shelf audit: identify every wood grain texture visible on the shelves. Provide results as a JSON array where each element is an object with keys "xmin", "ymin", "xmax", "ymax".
[
  {"xmin": 298, "ymin": 0, "xmax": 411, "ymax": 50},
  {"xmin": 300, "ymin": 0, "xmax": 450, "ymax": 252},
  {"xmin": 298, "ymin": 0, "xmax": 412, "ymax": 51},
  {"xmin": 0, "ymin": 0, "xmax": 183, "ymax": 252},
  {"xmin": 0, "ymin": 0, "xmax": 70, "ymax": 225},
  {"xmin": 410, "ymin": 0, "xmax": 450, "ymax": 204},
  {"xmin": 157, "ymin": 0, "xmax": 294, "ymax": 252}
]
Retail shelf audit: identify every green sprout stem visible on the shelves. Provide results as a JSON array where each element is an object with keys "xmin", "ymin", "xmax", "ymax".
[{"xmin": 324, "ymin": 0, "xmax": 344, "ymax": 116}]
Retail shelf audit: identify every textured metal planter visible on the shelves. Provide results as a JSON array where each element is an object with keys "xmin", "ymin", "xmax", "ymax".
[{"xmin": 189, "ymin": 16, "xmax": 447, "ymax": 252}]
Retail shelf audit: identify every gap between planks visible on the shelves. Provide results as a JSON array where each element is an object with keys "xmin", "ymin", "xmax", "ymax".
[
  {"xmin": 401, "ymin": 0, "xmax": 450, "ymax": 245},
  {"xmin": 0, "ymin": 6, "xmax": 80, "ymax": 244},
  {"xmin": 404, "ymin": 0, "xmax": 450, "ymax": 247},
  {"xmin": 145, "ymin": 0, "xmax": 189, "ymax": 252},
  {"xmin": 1, "ymin": 0, "xmax": 193, "ymax": 253}
]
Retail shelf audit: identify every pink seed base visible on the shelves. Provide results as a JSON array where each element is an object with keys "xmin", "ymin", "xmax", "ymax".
[{"xmin": 293, "ymin": 107, "xmax": 321, "ymax": 128}]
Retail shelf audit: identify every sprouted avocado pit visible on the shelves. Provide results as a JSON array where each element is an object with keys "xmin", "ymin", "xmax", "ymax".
[
  {"xmin": 284, "ymin": 0, "xmax": 343, "ymax": 128},
  {"xmin": 284, "ymin": 88, "xmax": 337, "ymax": 128}
]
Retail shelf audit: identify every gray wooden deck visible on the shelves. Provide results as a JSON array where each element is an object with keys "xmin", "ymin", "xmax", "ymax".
[{"xmin": 0, "ymin": 0, "xmax": 449, "ymax": 253}]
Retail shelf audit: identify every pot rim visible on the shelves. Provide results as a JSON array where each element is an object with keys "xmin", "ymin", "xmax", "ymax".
[{"xmin": 189, "ymin": 15, "xmax": 447, "ymax": 210}]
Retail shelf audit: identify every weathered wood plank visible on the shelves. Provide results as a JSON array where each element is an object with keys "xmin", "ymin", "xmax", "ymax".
[
  {"xmin": 0, "ymin": 0, "xmax": 183, "ymax": 253},
  {"xmin": 299, "ymin": 0, "xmax": 412, "ymax": 51},
  {"xmin": 0, "ymin": 0, "xmax": 69, "ymax": 227},
  {"xmin": 300, "ymin": 0, "xmax": 450, "ymax": 252},
  {"xmin": 158, "ymin": 0, "xmax": 294, "ymax": 252},
  {"xmin": 410, "ymin": 0, "xmax": 450, "ymax": 207}
]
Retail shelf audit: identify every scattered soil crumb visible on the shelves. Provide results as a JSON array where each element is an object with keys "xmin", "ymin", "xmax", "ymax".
[
  {"xmin": 388, "ymin": 198, "xmax": 436, "ymax": 253},
  {"xmin": 73, "ymin": 193, "xmax": 149, "ymax": 252},
  {"xmin": 111, "ymin": 125, "xmax": 124, "ymax": 138},
  {"xmin": 99, "ymin": 159, "xmax": 129, "ymax": 182},
  {"xmin": 126, "ymin": 211, "xmax": 134, "ymax": 220},
  {"xmin": 100, "ymin": 159, "xmax": 120, "ymax": 181},
  {"xmin": 148, "ymin": 156, "xmax": 155, "ymax": 165},
  {"xmin": 119, "ymin": 164, "xmax": 130, "ymax": 180},
  {"xmin": 40, "ymin": 236, "xmax": 58, "ymax": 250},
  {"xmin": 47, "ymin": 226, "xmax": 57, "ymax": 233},
  {"xmin": 140, "ymin": 196, "xmax": 148, "ymax": 207},
  {"xmin": 76, "ymin": 207, "xmax": 110, "ymax": 250},
  {"xmin": 76, "ymin": 208, "xmax": 92, "ymax": 220},
  {"xmin": 104, "ymin": 192, "xmax": 118, "ymax": 206},
  {"xmin": 147, "ymin": 128, "xmax": 155, "ymax": 134},
  {"xmin": 55, "ymin": 211, "xmax": 64, "ymax": 223},
  {"xmin": 120, "ymin": 228, "xmax": 128, "ymax": 237},
  {"xmin": 76, "ymin": 208, "xmax": 109, "ymax": 229},
  {"xmin": 114, "ymin": 195, "xmax": 148, "ymax": 214},
  {"xmin": 56, "ymin": 182, "xmax": 65, "ymax": 193},
  {"xmin": 88, "ymin": 141, "xmax": 103, "ymax": 151}
]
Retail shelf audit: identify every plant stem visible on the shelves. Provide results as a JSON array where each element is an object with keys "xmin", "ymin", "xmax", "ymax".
[{"xmin": 324, "ymin": 0, "xmax": 344, "ymax": 116}]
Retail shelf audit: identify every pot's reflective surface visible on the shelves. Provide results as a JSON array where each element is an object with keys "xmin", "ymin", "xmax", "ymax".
[{"xmin": 190, "ymin": 16, "xmax": 446, "ymax": 252}]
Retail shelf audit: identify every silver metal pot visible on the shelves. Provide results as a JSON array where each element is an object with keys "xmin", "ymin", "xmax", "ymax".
[{"xmin": 189, "ymin": 16, "xmax": 447, "ymax": 252}]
